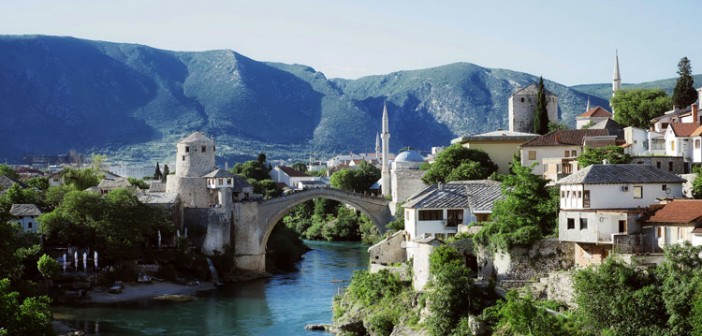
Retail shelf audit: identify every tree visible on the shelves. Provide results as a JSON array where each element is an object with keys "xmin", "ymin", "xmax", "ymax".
[
  {"xmin": 291, "ymin": 162, "xmax": 307, "ymax": 173},
  {"xmin": 0, "ymin": 278, "xmax": 54, "ymax": 336},
  {"xmin": 128, "ymin": 177, "xmax": 149, "ymax": 189},
  {"xmin": 673, "ymin": 57, "xmax": 697, "ymax": 108},
  {"xmin": 162, "ymin": 164, "xmax": 170, "ymax": 182},
  {"xmin": 693, "ymin": 174, "xmax": 702, "ymax": 199},
  {"xmin": 657, "ymin": 242, "xmax": 702, "ymax": 335},
  {"xmin": 329, "ymin": 162, "xmax": 381, "ymax": 193},
  {"xmin": 426, "ymin": 245, "xmax": 474, "ymax": 336},
  {"xmin": 330, "ymin": 169, "xmax": 355, "ymax": 191},
  {"xmin": 494, "ymin": 291, "xmax": 574, "ymax": 336},
  {"xmin": 60, "ymin": 167, "xmax": 101, "ymax": 190},
  {"xmin": 534, "ymin": 76, "xmax": 550, "ymax": 135},
  {"xmin": 0, "ymin": 164, "xmax": 19, "ymax": 180},
  {"xmin": 25, "ymin": 177, "xmax": 49, "ymax": 191},
  {"xmin": 422, "ymin": 144, "xmax": 498, "ymax": 185},
  {"xmin": 474, "ymin": 160, "xmax": 558, "ymax": 250},
  {"xmin": 154, "ymin": 162, "xmax": 163, "ymax": 181},
  {"xmin": 37, "ymin": 254, "xmax": 59, "ymax": 281},
  {"xmin": 611, "ymin": 89, "xmax": 672, "ymax": 128},
  {"xmin": 577, "ymin": 145, "xmax": 632, "ymax": 168}
]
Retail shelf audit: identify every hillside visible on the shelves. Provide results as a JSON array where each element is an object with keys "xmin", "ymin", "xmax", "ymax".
[
  {"xmin": 570, "ymin": 74, "xmax": 702, "ymax": 101},
  {"xmin": 0, "ymin": 35, "xmax": 611, "ymax": 164}
]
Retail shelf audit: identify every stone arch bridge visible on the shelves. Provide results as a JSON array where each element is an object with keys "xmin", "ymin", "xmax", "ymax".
[{"xmin": 232, "ymin": 187, "xmax": 392, "ymax": 272}]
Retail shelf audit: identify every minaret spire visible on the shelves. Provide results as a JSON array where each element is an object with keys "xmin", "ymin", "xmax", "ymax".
[
  {"xmin": 612, "ymin": 50, "xmax": 622, "ymax": 96},
  {"xmin": 381, "ymin": 102, "xmax": 391, "ymax": 197},
  {"xmin": 375, "ymin": 132, "xmax": 381, "ymax": 160},
  {"xmin": 586, "ymin": 97, "xmax": 591, "ymax": 113}
]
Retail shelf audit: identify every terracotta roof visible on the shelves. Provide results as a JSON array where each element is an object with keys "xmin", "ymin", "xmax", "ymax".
[
  {"xmin": 520, "ymin": 129, "xmax": 610, "ymax": 147},
  {"xmin": 692, "ymin": 125, "xmax": 702, "ymax": 137},
  {"xmin": 670, "ymin": 123, "xmax": 700, "ymax": 137},
  {"xmin": 648, "ymin": 200, "xmax": 702, "ymax": 224},
  {"xmin": 557, "ymin": 164, "xmax": 686, "ymax": 185},
  {"xmin": 277, "ymin": 166, "xmax": 310, "ymax": 177},
  {"xmin": 10, "ymin": 204, "xmax": 41, "ymax": 217},
  {"xmin": 579, "ymin": 106, "xmax": 612, "ymax": 118}
]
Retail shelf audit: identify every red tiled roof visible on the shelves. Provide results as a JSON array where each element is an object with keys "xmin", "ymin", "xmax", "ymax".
[
  {"xmin": 277, "ymin": 166, "xmax": 310, "ymax": 177},
  {"xmin": 670, "ymin": 123, "xmax": 700, "ymax": 137},
  {"xmin": 691, "ymin": 125, "xmax": 702, "ymax": 137},
  {"xmin": 648, "ymin": 200, "xmax": 702, "ymax": 224},
  {"xmin": 520, "ymin": 129, "xmax": 610, "ymax": 147},
  {"xmin": 579, "ymin": 106, "xmax": 612, "ymax": 118}
]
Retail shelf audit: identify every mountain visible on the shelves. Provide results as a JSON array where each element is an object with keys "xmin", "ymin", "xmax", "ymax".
[
  {"xmin": 0, "ymin": 35, "xmax": 614, "ymax": 164},
  {"xmin": 570, "ymin": 74, "xmax": 702, "ymax": 101}
]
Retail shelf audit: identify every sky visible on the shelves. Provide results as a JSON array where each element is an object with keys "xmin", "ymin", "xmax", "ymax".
[{"xmin": 0, "ymin": 0, "xmax": 700, "ymax": 86}]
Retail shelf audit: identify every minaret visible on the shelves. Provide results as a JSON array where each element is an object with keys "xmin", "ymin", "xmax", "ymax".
[
  {"xmin": 612, "ymin": 50, "xmax": 622, "ymax": 96},
  {"xmin": 381, "ymin": 103, "xmax": 391, "ymax": 197},
  {"xmin": 586, "ymin": 97, "xmax": 591, "ymax": 112},
  {"xmin": 375, "ymin": 132, "xmax": 381, "ymax": 161}
]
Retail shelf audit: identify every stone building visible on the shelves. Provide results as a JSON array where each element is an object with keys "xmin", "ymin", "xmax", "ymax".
[{"xmin": 508, "ymin": 83, "xmax": 558, "ymax": 133}]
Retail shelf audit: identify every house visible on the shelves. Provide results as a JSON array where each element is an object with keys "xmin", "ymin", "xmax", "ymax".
[
  {"xmin": 403, "ymin": 180, "xmax": 503, "ymax": 242},
  {"xmin": 269, "ymin": 166, "xmax": 320, "ymax": 190},
  {"xmin": 647, "ymin": 199, "xmax": 702, "ymax": 249},
  {"xmin": 10, "ymin": 204, "xmax": 42, "ymax": 233},
  {"xmin": 452, "ymin": 130, "xmax": 538, "ymax": 174},
  {"xmin": 623, "ymin": 126, "xmax": 649, "ymax": 156},
  {"xmin": 47, "ymin": 172, "xmax": 63, "ymax": 187},
  {"xmin": 519, "ymin": 129, "xmax": 612, "ymax": 180},
  {"xmin": 576, "ymin": 106, "xmax": 612, "ymax": 129},
  {"xmin": 557, "ymin": 164, "xmax": 685, "ymax": 266},
  {"xmin": 97, "ymin": 176, "xmax": 133, "ymax": 195}
]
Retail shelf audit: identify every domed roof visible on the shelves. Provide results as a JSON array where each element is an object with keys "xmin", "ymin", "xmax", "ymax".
[
  {"xmin": 395, "ymin": 150, "xmax": 424, "ymax": 163},
  {"xmin": 178, "ymin": 132, "xmax": 213, "ymax": 144}
]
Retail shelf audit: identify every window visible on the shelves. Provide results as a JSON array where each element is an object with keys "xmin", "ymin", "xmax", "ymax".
[
  {"xmin": 662, "ymin": 122, "xmax": 669, "ymax": 129},
  {"xmin": 185, "ymin": 146, "xmax": 190, "ymax": 153},
  {"xmin": 583, "ymin": 190, "xmax": 591, "ymax": 208},
  {"xmin": 633, "ymin": 186, "xmax": 643, "ymax": 199},
  {"xmin": 671, "ymin": 140, "xmax": 675, "ymax": 151},
  {"xmin": 561, "ymin": 191, "xmax": 565, "ymax": 198},
  {"xmin": 564, "ymin": 150, "xmax": 570, "ymax": 157},
  {"xmin": 668, "ymin": 162, "xmax": 674, "ymax": 172},
  {"xmin": 657, "ymin": 227, "xmax": 662, "ymax": 237},
  {"xmin": 579, "ymin": 218, "xmax": 588, "ymax": 230},
  {"xmin": 567, "ymin": 218, "xmax": 575, "ymax": 229},
  {"xmin": 662, "ymin": 184, "xmax": 667, "ymax": 191},
  {"xmin": 182, "ymin": 155, "xmax": 185, "ymax": 161},
  {"xmin": 521, "ymin": 97, "xmax": 524, "ymax": 102},
  {"xmin": 528, "ymin": 151, "xmax": 536, "ymax": 160},
  {"xmin": 619, "ymin": 220, "xmax": 627, "ymax": 233},
  {"xmin": 656, "ymin": 161, "xmax": 662, "ymax": 169},
  {"xmin": 218, "ymin": 178, "xmax": 223, "ymax": 185},
  {"xmin": 28, "ymin": 222, "xmax": 32, "ymax": 229},
  {"xmin": 227, "ymin": 179, "xmax": 232, "ymax": 185},
  {"xmin": 447, "ymin": 210, "xmax": 463, "ymax": 227},
  {"xmin": 577, "ymin": 191, "xmax": 582, "ymax": 198},
  {"xmin": 419, "ymin": 210, "xmax": 443, "ymax": 221},
  {"xmin": 696, "ymin": 139, "xmax": 701, "ymax": 149},
  {"xmin": 202, "ymin": 146, "xmax": 207, "ymax": 152},
  {"xmin": 571, "ymin": 150, "xmax": 577, "ymax": 157}
]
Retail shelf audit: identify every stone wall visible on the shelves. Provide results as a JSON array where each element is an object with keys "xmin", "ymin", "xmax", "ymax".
[
  {"xmin": 183, "ymin": 208, "xmax": 210, "ymax": 247},
  {"xmin": 368, "ymin": 231, "xmax": 406, "ymax": 266},
  {"xmin": 201, "ymin": 207, "xmax": 232, "ymax": 254},
  {"xmin": 479, "ymin": 238, "xmax": 574, "ymax": 283}
]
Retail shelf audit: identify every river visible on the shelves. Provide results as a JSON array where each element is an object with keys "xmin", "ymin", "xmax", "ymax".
[{"xmin": 52, "ymin": 241, "xmax": 369, "ymax": 336}]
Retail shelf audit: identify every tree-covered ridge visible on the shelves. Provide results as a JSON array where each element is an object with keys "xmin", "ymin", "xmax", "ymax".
[{"xmin": 0, "ymin": 35, "xmax": 606, "ymax": 163}]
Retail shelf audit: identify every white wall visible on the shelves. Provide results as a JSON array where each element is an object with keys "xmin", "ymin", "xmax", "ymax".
[
  {"xmin": 521, "ymin": 146, "xmax": 580, "ymax": 176},
  {"xmin": 559, "ymin": 210, "xmax": 636, "ymax": 244},
  {"xmin": 560, "ymin": 183, "xmax": 683, "ymax": 210},
  {"xmin": 623, "ymin": 127, "xmax": 649, "ymax": 156},
  {"xmin": 404, "ymin": 208, "xmax": 467, "ymax": 240}
]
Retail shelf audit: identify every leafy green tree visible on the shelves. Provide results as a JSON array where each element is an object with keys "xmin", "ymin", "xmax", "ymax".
[
  {"xmin": 426, "ymin": 245, "xmax": 473, "ymax": 336},
  {"xmin": 0, "ymin": 164, "xmax": 19, "ymax": 180},
  {"xmin": 232, "ymin": 154, "xmax": 272, "ymax": 182},
  {"xmin": 494, "ymin": 291, "xmax": 574, "ymax": 336},
  {"xmin": 291, "ymin": 162, "xmax": 307, "ymax": 172},
  {"xmin": 573, "ymin": 258, "xmax": 668, "ymax": 336},
  {"xmin": 422, "ymin": 144, "xmax": 498, "ymax": 184},
  {"xmin": 657, "ymin": 241, "xmax": 702, "ymax": 335},
  {"xmin": 0, "ymin": 278, "xmax": 54, "ymax": 336},
  {"xmin": 25, "ymin": 177, "xmax": 49, "ymax": 191},
  {"xmin": 693, "ymin": 174, "xmax": 702, "ymax": 199},
  {"xmin": 548, "ymin": 121, "xmax": 570, "ymax": 132},
  {"xmin": 44, "ymin": 184, "xmax": 78, "ymax": 207},
  {"xmin": 0, "ymin": 221, "xmax": 35, "ymax": 281},
  {"xmin": 60, "ymin": 167, "xmax": 101, "ymax": 190},
  {"xmin": 534, "ymin": 76, "xmax": 550, "ymax": 135},
  {"xmin": 154, "ymin": 162, "xmax": 163, "ymax": 181},
  {"xmin": 673, "ymin": 57, "xmax": 697, "ymax": 108},
  {"xmin": 36, "ymin": 254, "xmax": 59, "ymax": 281},
  {"xmin": 577, "ymin": 145, "xmax": 632, "ymax": 168},
  {"xmin": 128, "ymin": 177, "xmax": 149, "ymax": 189},
  {"xmin": 611, "ymin": 89, "xmax": 672, "ymax": 128},
  {"xmin": 330, "ymin": 161, "xmax": 381, "ymax": 193}
]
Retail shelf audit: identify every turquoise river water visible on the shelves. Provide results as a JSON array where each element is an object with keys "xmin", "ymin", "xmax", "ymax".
[{"xmin": 53, "ymin": 241, "xmax": 369, "ymax": 336}]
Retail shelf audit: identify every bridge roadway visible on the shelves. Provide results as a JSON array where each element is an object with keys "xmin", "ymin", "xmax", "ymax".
[{"xmin": 232, "ymin": 187, "xmax": 392, "ymax": 273}]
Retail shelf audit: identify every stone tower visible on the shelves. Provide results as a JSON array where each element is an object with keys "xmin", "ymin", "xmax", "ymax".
[
  {"xmin": 508, "ymin": 84, "xmax": 558, "ymax": 133},
  {"xmin": 381, "ymin": 103, "xmax": 391, "ymax": 197},
  {"xmin": 166, "ymin": 132, "xmax": 216, "ymax": 208}
]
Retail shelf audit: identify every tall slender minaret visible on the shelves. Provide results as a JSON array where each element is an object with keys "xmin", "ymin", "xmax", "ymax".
[
  {"xmin": 375, "ymin": 132, "xmax": 381, "ymax": 161},
  {"xmin": 586, "ymin": 97, "xmax": 591, "ymax": 112},
  {"xmin": 381, "ymin": 102, "xmax": 391, "ymax": 197},
  {"xmin": 612, "ymin": 50, "xmax": 622, "ymax": 96}
]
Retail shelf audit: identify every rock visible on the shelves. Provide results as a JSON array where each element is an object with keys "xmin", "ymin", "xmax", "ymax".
[{"xmin": 304, "ymin": 323, "xmax": 333, "ymax": 332}]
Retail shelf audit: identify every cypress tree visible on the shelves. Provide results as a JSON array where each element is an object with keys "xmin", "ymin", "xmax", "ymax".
[
  {"xmin": 162, "ymin": 164, "xmax": 170, "ymax": 182},
  {"xmin": 534, "ymin": 76, "xmax": 549, "ymax": 135},
  {"xmin": 673, "ymin": 57, "xmax": 697, "ymax": 108},
  {"xmin": 154, "ymin": 162, "xmax": 163, "ymax": 180}
]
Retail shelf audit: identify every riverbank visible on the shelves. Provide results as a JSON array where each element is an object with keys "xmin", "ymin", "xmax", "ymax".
[{"xmin": 87, "ymin": 281, "xmax": 217, "ymax": 304}]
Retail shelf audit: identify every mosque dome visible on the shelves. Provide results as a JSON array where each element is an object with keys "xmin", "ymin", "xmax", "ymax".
[{"xmin": 394, "ymin": 150, "xmax": 424, "ymax": 163}]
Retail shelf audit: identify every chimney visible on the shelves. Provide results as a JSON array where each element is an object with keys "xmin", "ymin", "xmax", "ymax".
[
  {"xmin": 673, "ymin": 105, "xmax": 680, "ymax": 114},
  {"xmin": 602, "ymin": 159, "xmax": 609, "ymax": 165},
  {"xmin": 693, "ymin": 103, "xmax": 699, "ymax": 124},
  {"xmin": 438, "ymin": 182, "xmax": 443, "ymax": 191}
]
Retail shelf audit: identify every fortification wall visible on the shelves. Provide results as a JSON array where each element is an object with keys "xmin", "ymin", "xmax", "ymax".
[
  {"xmin": 478, "ymin": 238, "xmax": 574, "ymax": 283},
  {"xmin": 201, "ymin": 207, "xmax": 232, "ymax": 254}
]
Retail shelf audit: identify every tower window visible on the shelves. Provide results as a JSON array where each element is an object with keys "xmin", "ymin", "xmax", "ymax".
[
  {"xmin": 185, "ymin": 146, "xmax": 190, "ymax": 153},
  {"xmin": 182, "ymin": 155, "xmax": 185, "ymax": 161},
  {"xmin": 202, "ymin": 146, "xmax": 207, "ymax": 152},
  {"xmin": 521, "ymin": 98, "xmax": 524, "ymax": 102}
]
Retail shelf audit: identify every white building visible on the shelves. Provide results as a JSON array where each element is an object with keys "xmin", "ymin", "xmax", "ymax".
[
  {"xmin": 623, "ymin": 126, "xmax": 649, "ymax": 156},
  {"xmin": 576, "ymin": 106, "xmax": 612, "ymax": 129},
  {"xmin": 389, "ymin": 150, "xmax": 426, "ymax": 214},
  {"xmin": 647, "ymin": 199, "xmax": 702, "ymax": 249},
  {"xmin": 508, "ymin": 83, "xmax": 558, "ymax": 133},
  {"xmin": 269, "ymin": 166, "xmax": 321, "ymax": 190},
  {"xmin": 557, "ymin": 164, "xmax": 685, "ymax": 266},
  {"xmin": 10, "ymin": 204, "xmax": 42, "ymax": 233}
]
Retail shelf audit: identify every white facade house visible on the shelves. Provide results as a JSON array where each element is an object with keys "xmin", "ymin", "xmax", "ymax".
[
  {"xmin": 10, "ymin": 204, "xmax": 42, "ymax": 233},
  {"xmin": 557, "ymin": 164, "xmax": 685, "ymax": 266},
  {"xmin": 269, "ymin": 166, "xmax": 321, "ymax": 190},
  {"xmin": 520, "ymin": 129, "xmax": 611, "ymax": 179},
  {"xmin": 623, "ymin": 126, "xmax": 649, "ymax": 156},
  {"xmin": 664, "ymin": 123, "xmax": 698, "ymax": 159},
  {"xmin": 691, "ymin": 126, "xmax": 702, "ymax": 163},
  {"xmin": 647, "ymin": 199, "xmax": 702, "ymax": 249}
]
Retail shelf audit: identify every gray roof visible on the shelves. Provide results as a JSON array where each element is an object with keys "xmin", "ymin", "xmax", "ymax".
[
  {"xmin": 404, "ymin": 180, "xmax": 503, "ymax": 212},
  {"xmin": 451, "ymin": 130, "xmax": 539, "ymax": 144},
  {"xmin": 138, "ymin": 192, "xmax": 180, "ymax": 205},
  {"xmin": 557, "ymin": 164, "xmax": 686, "ymax": 185},
  {"xmin": 395, "ymin": 151, "xmax": 424, "ymax": 163},
  {"xmin": 178, "ymin": 132, "xmax": 213, "ymax": 144},
  {"xmin": 10, "ymin": 204, "xmax": 41, "ymax": 217},
  {"xmin": 98, "ymin": 177, "xmax": 132, "ymax": 190},
  {"xmin": 589, "ymin": 118, "xmax": 624, "ymax": 139},
  {"xmin": 202, "ymin": 168, "xmax": 235, "ymax": 178},
  {"xmin": 512, "ymin": 83, "xmax": 556, "ymax": 96},
  {"xmin": 231, "ymin": 175, "xmax": 253, "ymax": 192}
]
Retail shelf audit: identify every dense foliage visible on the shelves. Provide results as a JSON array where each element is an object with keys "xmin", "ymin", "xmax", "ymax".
[
  {"xmin": 230, "ymin": 153, "xmax": 280, "ymax": 199},
  {"xmin": 329, "ymin": 161, "xmax": 380, "ymax": 193},
  {"xmin": 611, "ymin": 88, "xmax": 672, "ymax": 128},
  {"xmin": 0, "ymin": 278, "xmax": 54, "ymax": 336},
  {"xmin": 673, "ymin": 56, "xmax": 697, "ymax": 108},
  {"xmin": 282, "ymin": 198, "xmax": 380, "ymax": 243},
  {"xmin": 693, "ymin": 173, "xmax": 702, "ymax": 199},
  {"xmin": 534, "ymin": 76, "xmax": 550, "ymax": 135},
  {"xmin": 422, "ymin": 144, "xmax": 498, "ymax": 184},
  {"xmin": 475, "ymin": 160, "xmax": 558, "ymax": 250},
  {"xmin": 577, "ymin": 145, "xmax": 632, "ymax": 168},
  {"xmin": 426, "ymin": 245, "xmax": 475, "ymax": 336}
]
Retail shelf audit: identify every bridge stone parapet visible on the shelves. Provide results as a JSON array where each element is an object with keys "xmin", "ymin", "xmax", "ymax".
[{"xmin": 232, "ymin": 187, "xmax": 392, "ymax": 273}]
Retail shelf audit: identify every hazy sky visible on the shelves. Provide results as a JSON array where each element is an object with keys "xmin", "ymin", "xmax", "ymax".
[{"xmin": 1, "ymin": 0, "xmax": 700, "ymax": 85}]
